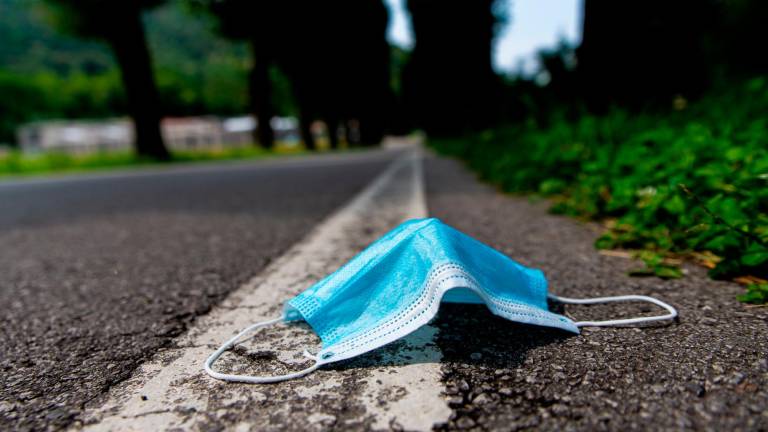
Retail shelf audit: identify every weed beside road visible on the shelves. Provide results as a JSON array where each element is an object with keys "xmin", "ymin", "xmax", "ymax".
[
  {"xmin": 432, "ymin": 78, "xmax": 768, "ymax": 303},
  {"xmin": 0, "ymin": 145, "xmax": 304, "ymax": 178}
]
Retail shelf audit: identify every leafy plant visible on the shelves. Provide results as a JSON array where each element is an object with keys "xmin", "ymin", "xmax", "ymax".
[
  {"xmin": 737, "ymin": 283, "xmax": 768, "ymax": 304},
  {"xmin": 431, "ymin": 78, "xmax": 768, "ymax": 303},
  {"xmin": 628, "ymin": 251, "xmax": 684, "ymax": 279}
]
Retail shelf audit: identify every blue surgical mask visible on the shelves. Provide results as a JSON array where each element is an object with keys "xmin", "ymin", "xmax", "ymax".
[{"xmin": 206, "ymin": 218, "xmax": 677, "ymax": 383}]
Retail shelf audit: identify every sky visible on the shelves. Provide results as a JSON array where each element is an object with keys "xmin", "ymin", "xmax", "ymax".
[{"xmin": 385, "ymin": 0, "xmax": 583, "ymax": 76}]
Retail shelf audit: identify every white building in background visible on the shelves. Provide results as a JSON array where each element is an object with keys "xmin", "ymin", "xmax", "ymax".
[
  {"xmin": 220, "ymin": 116, "xmax": 301, "ymax": 146},
  {"xmin": 17, "ymin": 119, "xmax": 134, "ymax": 154},
  {"xmin": 271, "ymin": 117, "xmax": 301, "ymax": 145},
  {"xmin": 161, "ymin": 116, "xmax": 232, "ymax": 151},
  {"xmin": 222, "ymin": 116, "xmax": 257, "ymax": 147},
  {"xmin": 16, "ymin": 115, "xmax": 301, "ymax": 154}
]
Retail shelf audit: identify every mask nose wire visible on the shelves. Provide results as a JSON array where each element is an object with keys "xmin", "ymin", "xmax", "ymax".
[
  {"xmin": 204, "ymin": 317, "xmax": 322, "ymax": 384},
  {"xmin": 548, "ymin": 294, "xmax": 678, "ymax": 327}
]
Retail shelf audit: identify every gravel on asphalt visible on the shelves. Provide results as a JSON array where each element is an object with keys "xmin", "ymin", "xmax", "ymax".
[{"xmin": 425, "ymin": 155, "xmax": 768, "ymax": 431}]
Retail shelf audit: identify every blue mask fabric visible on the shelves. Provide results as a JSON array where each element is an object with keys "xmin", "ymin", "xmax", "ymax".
[{"xmin": 205, "ymin": 218, "xmax": 677, "ymax": 383}]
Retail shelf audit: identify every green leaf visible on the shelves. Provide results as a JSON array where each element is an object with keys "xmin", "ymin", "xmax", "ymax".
[
  {"xmin": 662, "ymin": 194, "xmax": 686, "ymax": 214},
  {"xmin": 737, "ymin": 284, "xmax": 768, "ymax": 304},
  {"xmin": 741, "ymin": 243, "xmax": 768, "ymax": 267},
  {"xmin": 539, "ymin": 178, "xmax": 567, "ymax": 195},
  {"xmin": 654, "ymin": 265, "xmax": 683, "ymax": 279}
]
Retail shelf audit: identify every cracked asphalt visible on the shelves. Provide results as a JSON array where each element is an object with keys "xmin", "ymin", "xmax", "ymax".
[{"xmin": 1, "ymin": 148, "xmax": 767, "ymax": 431}]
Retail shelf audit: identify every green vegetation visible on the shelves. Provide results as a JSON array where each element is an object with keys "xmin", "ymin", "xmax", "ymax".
[
  {"xmin": 431, "ymin": 78, "xmax": 768, "ymax": 303},
  {"xmin": 0, "ymin": 145, "xmax": 305, "ymax": 177},
  {"xmin": 739, "ymin": 283, "xmax": 768, "ymax": 304},
  {"xmin": 0, "ymin": 0, "xmax": 291, "ymax": 145}
]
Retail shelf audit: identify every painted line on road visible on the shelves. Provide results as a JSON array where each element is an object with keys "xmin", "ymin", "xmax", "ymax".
[{"xmin": 76, "ymin": 145, "xmax": 450, "ymax": 431}]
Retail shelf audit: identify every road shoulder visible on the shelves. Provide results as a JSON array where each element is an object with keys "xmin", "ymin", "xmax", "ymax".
[{"xmin": 424, "ymin": 154, "xmax": 768, "ymax": 431}]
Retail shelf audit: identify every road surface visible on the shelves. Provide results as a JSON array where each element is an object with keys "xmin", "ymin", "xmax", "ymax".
[{"xmin": 1, "ymin": 145, "xmax": 766, "ymax": 431}]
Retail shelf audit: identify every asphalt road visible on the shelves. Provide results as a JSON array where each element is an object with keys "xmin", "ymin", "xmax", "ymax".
[
  {"xmin": 2, "ymin": 148, "xmax": 767, "ymax": 431},
  {"xmin": 0, "ymin": 151, "xmax": 397, "ymax": 431}
]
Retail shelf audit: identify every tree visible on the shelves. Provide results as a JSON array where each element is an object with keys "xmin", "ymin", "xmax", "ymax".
[
  {"xmin": 704, "ymin": 0, "xmax": 768, "ymax": 78},
  {"xmin": 335, "ymin": 0, "xmax": 393, "ymax": 145},
  {"xmin": 44, "ymin": 0, "xmax": 170, "ymax": 160},
  {"xmin": 403, "ymin": 0, "xmax": 502, "ymax": 137},
  {"xmin": 575, "ymin": 0, "xmax": 716, "ymax": 110},
  {"xmin": 275, "ymin": 0, "xmax": 393, "ymax": 148},
  {"xmin": 200, "ymin": 0, "xmax": 277, "ymax": 148},
  {"xmin": 201, "ymin": 0, "xmax": 394, "ymax": 150}
]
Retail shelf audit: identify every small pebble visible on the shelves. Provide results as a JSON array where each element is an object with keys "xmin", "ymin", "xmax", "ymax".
[
  {"xmin": 455, "ymin": 416, "xmax": 476, "ymax": 429},
  {"xmin": 473, "ymin": 393, "xmax": 490, "ymax": 404},
  {"xmin": 458, "ymin": 380, "xmax": 470, "ymax": 392},
  {"xmin": 728, "ymin": 372, "xmax": 745, "ymax": 385},
  {"xmin": 685, "ymin": 383, "xmax": 706, "ymax": 397}
]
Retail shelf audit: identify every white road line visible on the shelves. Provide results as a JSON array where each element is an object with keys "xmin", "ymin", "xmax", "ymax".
[{"xmin": 76, "ymin": 145, "xmax": 450, "ymax": 431}]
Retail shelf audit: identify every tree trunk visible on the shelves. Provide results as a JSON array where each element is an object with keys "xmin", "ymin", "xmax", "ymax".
[
  {"xmin": 249, "ymin": 43, "xmax": 274, "ymax": 149},
  {"xmin": 325, "ymin": 115, "xmax": 339, "ymax": 149},
  {"xmin": 299, "ymin": 115, "xmax": 315, "ymax": 151},
  {"xmin": 107, "ymin": 6, "xmax": 169, "ymax": 160}
]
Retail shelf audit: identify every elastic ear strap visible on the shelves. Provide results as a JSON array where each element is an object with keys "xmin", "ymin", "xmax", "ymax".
[
  {"xmin": 204, "ymin": 317, "xmax": 321, "ymax": 384},
  {"xmin": 549, "ymin": 294, "xmax": 678, "ymax": 327}
]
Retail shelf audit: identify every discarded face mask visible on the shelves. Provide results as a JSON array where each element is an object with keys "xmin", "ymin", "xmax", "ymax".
[{"xmin": 205, "ymin": 218, "xmax": 677, "ymax": 383}]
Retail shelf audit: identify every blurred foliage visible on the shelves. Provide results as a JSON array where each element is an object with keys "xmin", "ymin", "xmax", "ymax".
[
  {"xmin": 389, "ymin": 45, "xmax": 410, "ymax": 98},
  {"xmin": 432, "ymin": 78, "xmax": 768, "ymax": 302},
  {"xmin": 147, "ymin": 0, "xmax": 252, "ymax": 116},
  {"xmin": 38, "ymin": 0, "xmax": 174, "ymax": 159},
  {"xmin": 0, "ymin": 144, "xmax": 306, "ymax": 177},
  {"xmin": 0, "ymin": 70, "xmax": 126, "ymax": 143},
  {"xmin": 738, "ymin": 283, "xmax": 768, "ymax": 304},
  {"xmin": 0, "ymin": 150, "xmax": 149, "ymax": 175},
  {"xmin": 575, "ymin": 0, "xmax": 768, "ymax": 111},
  {"xmin": 0, "ymin": 0, "xmax": 114, "ymax": 74},
  {"xmin": 0, "ymin": 0, "xmax": 298, "ymax": 145}
]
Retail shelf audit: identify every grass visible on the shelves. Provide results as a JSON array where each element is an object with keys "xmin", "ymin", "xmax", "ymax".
[
  {"xmin": 431, "ymin": 77, "xmax": 768, "ymax": 304},
  {"xmin": 0, "ymin": 143, "xmax": 307, "ymax": 178}
]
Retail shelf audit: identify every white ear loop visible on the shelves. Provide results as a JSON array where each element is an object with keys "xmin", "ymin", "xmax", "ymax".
[
  {"xmin": 204, "ymin": 317, "xmax": 322, "ymax": 384},
  {"xmin": 548, "ymin": 294, "xmax": 678, "ymax": 327},
  {"xmin": 206, "ymin": 296, "xmax": 677, "ymax": 383}
]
